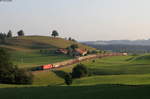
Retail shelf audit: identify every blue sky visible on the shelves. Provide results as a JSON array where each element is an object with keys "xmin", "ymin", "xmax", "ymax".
[{"xmin": 0, "ymin": 0, "xmax": 150, "ymax": 41}]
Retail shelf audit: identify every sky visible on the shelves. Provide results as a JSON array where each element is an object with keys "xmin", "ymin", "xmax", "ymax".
[{"xmin": 1, "ymin": 0, "xmax": 150, "ymax": 41}]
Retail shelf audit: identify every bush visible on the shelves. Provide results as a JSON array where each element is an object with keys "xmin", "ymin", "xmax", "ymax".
[
  {"xmin": 15, "ymin": 69, "xmax": 33, "ymax": 84},
  {"xmin": 64, "ymin": 73, "xmax": 72, "ymax": 85},
  {"xmin": 70, "ymin": 44, "xmax": 78, "ymax": 50},
  {"xmin": 17, "ymin": 30, "xmax": 24, "ymax": 36},
  {"xmin": 7, "ymin": 30, "xmax": 12, "ymax": 38},
  {"xmin": 0, "ymin": 33, "xmax": 7, "ymax": 44},
  {"xmin": 72, "ymin": 64, "xmax": 89, "ymax": 78},
  {"xmin": 0, "ymin": 65, "xmax": 17, "ymax": 84},
  {"xmin": 0, "ymin": 48, "xmax": 33, "ymax": 84}
]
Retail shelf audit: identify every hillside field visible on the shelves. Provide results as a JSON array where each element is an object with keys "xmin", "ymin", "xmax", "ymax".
[
  {"xmin": 0, "ymin": 36, "xmax": 95, "ymax": 68},
  {"xmin": 1, "ymin": 55, "xmax": 150, "ymax": 99}
]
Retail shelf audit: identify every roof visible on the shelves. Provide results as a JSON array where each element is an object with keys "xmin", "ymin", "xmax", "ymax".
[
  {"xmin": 56, "ymin": 48, "xmax": 68, "ymax": 54},
  {"xmin": 75, "ymin": 48, "xmax": 87, "ymax": 55}
]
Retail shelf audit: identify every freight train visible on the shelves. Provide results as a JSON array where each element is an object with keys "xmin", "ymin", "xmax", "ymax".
[{"xmin": 35, "ymin": 53, "xmax": 127, "ymax": 70}]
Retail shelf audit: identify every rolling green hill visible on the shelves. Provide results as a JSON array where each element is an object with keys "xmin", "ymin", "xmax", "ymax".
[
  {"xmin": 31, "ymin": 55, "xmax": 150, "ymax": 87},
  {"xmin": 127, "ymin": 54, "xmax": 150, "ymax": 64},
  {"xmin": 2, "ymin": 55, "xmax": 150, "ymax": 87},
  {"xmin": 1, "ymin": 37, "xmax": 150, "ymax": 99},
  {"xmin": 0, "ymin": 36, "xmax": 95, "ymax": 52},
  {"xmin": 0, "ymin": 36, "xmax": 95, "ymax": 68},
  {"xmin": 1, "ymin": 56, "xmax": 150, "ymax": 99}
]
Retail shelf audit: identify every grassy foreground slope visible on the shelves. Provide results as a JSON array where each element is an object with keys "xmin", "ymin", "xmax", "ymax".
[
  {"xmin": 128, "ymin": 54, "xmax": 150, "ymax": 63},
  {"xmin": 0, "ymin": 36, "xmax": 95, "ymax": 68},
  {"xmin": 1, "ymin": 55, "xmax": 150, "ymax": 99},
  {"xmin": 2, "ymin": 55, "xmax": 150, "ymax": 87},
  {"xmin": 0, "ymin": 85, "xmax": 150, "ymax": 99},
  {"xmin": 11, "ymin": 51, "xmax": 72, "ymax": 68},
  {"xmin": 1, "ymin": 55, "xmax": 150, "ymax": 87},
  {"xmin": 82, "ymin": 55, "xmax": 150, "ymax": 75}
]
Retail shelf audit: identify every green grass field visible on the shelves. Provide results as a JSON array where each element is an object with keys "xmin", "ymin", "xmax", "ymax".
[
  {"xmin": 1, "ymin": 36, "xmax": 150, "ymax": 99},
  {"xmin": 11, "ymin": 51, "xmax": 72, "ymax": 68},
  {"xmin": 0, "ymin": 36, "xmax": 94, "ymax": 68},
  {"xmin": 1, "ymin": 55, "xmax": 150, "ymax": 99},
  {"xmin": 82, "ymin": 56, "xmax": 150, "ymax": 75},
  {"xmin": 1, "ymin": 84, "xmax": 150, "ymax": 99},
  {"xmin": 0, "ymin": 36, "xmax": 95, "ymax": 52}
]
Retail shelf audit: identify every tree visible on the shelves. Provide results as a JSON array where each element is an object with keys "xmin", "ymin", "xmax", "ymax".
[
  {"xmin": 0, "ymin": 48, "xmax": 16, "ymax": 83},
  {"xmin": 68, "ymin": 37, "xmax": 77, "ymax": 42},
  {"xmin": 0, "ymin": 48, "xmax": 33, "ymax": 84},
  {"xmin": 66, "ymin": 44, "xmax": 79, "ymax": 57},
  {"xmin": 70, "ymin": 44, "xmax": 78, "ymax": 50},
  {"xmin": 68, "ymin": 37, "xmax": 72, "ymax": 41},
  {"xmin": 17, "ymin": 30, "xmax": 24, "ymax": 36},
  {"xmin": 15, "ymin": 69, "xmax": 33, "ymax": 84},
  {"xmin": 7, "ymin": 30, "xmax": 12, "ymax": 38},
  {"xmin": 72, "ymin": 64, "xmax": 89, "ymax": 78},
  {"xmin": 64, "ymin": 73, "xmax": 72, "ymax": 85},
  {"xmin": 0, "ymin": 33, "xmax": 7, "ymax": 43},
  {"xmin": 71, "ymin": 39, "xmax": 77, "ymax": 42},
  {"xmin": 51, "ymin": 30, "xmax": 59, "ymax": 38}
]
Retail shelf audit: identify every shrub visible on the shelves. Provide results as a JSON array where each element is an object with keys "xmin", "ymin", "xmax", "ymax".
[
  {"xmin": 0, "ymin": 48, "xmax": 33, "ymax": 84},
  {"xmin": 17, "ymin": 30, "xmax": 24, "ymax": 36},
  {"xmin": 70, "ymin": 44, "xmax": 78, "ymax": 50},
  {"xmin": 0, "ymin": 33, "xmax": 7, "ymax": 43},
  {"xmin": 92, "ymin": 60, "xmax": 96, "ymax": 63},
  {"xmin": 7, "ymin": 30, "xmax": 12, "ymax": 38},
  {"xmin": 15, "ymin": 69, "xmax": 33, "ymax": 84},
  {"xmin": 72, "ymin": 64, "xmax": 89, "ymax": 78},
  {"xmin": 64, "ymin": 73, "xmax": 72, "ymax": 85}
]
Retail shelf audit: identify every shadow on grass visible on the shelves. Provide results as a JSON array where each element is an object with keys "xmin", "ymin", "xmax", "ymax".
[
  {"xmin": 89, "ymin": 68, "xmax": 126, "ymax": 75},
  {"xmin": 0, "ymin": 84, "xmax": 150, "ymax": 99},
  {"xmin": 52, "ymin": 70, "xmax": 68, "ymax": 79}
]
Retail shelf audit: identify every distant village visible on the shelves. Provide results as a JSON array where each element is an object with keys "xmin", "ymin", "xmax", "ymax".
[{"xmin": 56, "ymin": 47, "xmax": 88, "ymax": 56}]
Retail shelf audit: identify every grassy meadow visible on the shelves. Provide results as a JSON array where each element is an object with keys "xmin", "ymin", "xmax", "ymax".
[
  {"xmin": 1, "ymin": 36, "xmax": 150, "ymax": 99},
  {"xmin": 0, "ymin": 36, "xmax": 95, "ymax": 68},
  {"xmin": 1, "ymin": 84, "xmax": 150, "ymax": 99},
  {"xmin": 1, "ymin": 55, "xmax": 150, "ymax": 99},
  {"xmin": 11, "ymin": 51, "xmax": 72, "ymax": 68}
]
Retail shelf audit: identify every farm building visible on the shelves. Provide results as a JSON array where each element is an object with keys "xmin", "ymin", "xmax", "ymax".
[
  {"xmin": 56, "ymin": 48, "xmax": 68, "ymax": 54},
  {"xmin": 56, "ymin": 48, "xmax": 88, "ymax": 56},
  {"xmin": 75, "ymin": 48, "xmax": 88, "ymax": 56}
]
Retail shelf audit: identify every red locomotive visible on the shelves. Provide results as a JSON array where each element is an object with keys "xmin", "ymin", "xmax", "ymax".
[{"xmin": 40, "ymin": 64, "xmax": 54, "ymax": 70}]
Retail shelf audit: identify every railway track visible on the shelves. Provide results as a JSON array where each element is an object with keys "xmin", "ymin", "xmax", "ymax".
[{"xmin": 32, "ymin": 53, "xmax": 127, "ymax": 74}]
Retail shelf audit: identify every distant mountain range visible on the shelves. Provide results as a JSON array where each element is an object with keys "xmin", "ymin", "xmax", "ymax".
[
  {"xmin": 82, "ymin": 39, "xmax": 150, "ymax": 54},
  {"xmin": 83, "ymin": 39, "xmax": 150, "ymax": 46}
]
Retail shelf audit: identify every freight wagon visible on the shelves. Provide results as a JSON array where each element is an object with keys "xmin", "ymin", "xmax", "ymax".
[{"xmin": 35, "ymin": 53, "xmax": 127, "ymax": 71}]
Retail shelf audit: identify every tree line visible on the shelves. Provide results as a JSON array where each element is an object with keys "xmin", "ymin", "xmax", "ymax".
[
  {"xmin": 0, "ymin": 29, "xmax": 77, "ymax": 44},
  {"xmin": 0, "ymin": 30, "xmax": 24, "ymax": 43},
  {"xmin": 0, "ymin": 29, "xmax": 57, "ymax": 40},
  {"xmin": 87, "ymin": 44, "xmax": 150, "ymax": 54},
  {"xmin": 0, "ymin": 30, "xmax": 24, "ymax": 38}
]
